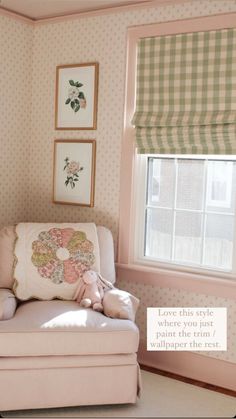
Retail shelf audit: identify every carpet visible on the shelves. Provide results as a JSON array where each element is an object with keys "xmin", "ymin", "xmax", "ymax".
[{"xmin": 2, "ymin": 370, "xmax": 235, "ymax": 417}]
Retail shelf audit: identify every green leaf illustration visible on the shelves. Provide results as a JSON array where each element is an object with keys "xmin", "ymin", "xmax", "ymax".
[
  {"xmin": 69, "ymin": 80, "xmax": 75, "ymax": 86},
  {"xmin": 75, "ymin": 105, "xmax": 80, "ymax": 112},
  {"xmin": 78, "ymin": 83, "xmax": 83, "ymax": 87},
  {"xmin": 78, "ymin": 92, "xmax": 85, "ymax": 99},
  {"xmin": 65, "ymin": 98, "xmax": 71, "ymax": 105},
  {"xmin": 71, "ymin": 101, "xmax": 75, "ymax": 109},
  {"xmin": 74, "ymin": 99, "xmax": 79, "ymax": 104}
]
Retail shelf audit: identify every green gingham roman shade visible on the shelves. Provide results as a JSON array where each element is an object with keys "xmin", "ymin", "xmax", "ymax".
[{"xmin": 132, "ymin": 28, "xmax": 236, "ymax": 154}]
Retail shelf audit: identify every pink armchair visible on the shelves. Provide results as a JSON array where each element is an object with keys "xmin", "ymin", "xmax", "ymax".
[{"xmin": 0, "ymin": 225, "xmax": 140, "ymax": 412}]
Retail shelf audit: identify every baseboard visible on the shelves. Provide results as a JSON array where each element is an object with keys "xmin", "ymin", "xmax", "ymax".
[{"xmin": 138, "ymin": 339, "xmax": 236, "ymax": 392}]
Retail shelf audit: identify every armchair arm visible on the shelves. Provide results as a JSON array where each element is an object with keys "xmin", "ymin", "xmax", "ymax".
[{"xmin": 0, "ymin": 289, "xmax": 17, "ymax": 320}]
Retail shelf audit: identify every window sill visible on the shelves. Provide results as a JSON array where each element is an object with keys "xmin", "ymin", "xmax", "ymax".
[
  {"xmin": 115, "ymin": 262, "xmax": 236, "ymax": 300},
  {"xmin": 133, "ymin": 256, "xmax": 235, "ymax": 281}
]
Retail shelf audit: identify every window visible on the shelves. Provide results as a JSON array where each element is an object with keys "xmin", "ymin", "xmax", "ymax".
[{"xmin": 134, "ymin": 155, "xmax": 236, "ymax": 274}]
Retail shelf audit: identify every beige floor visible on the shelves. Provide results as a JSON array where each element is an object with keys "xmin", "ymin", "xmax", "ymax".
[{"xmin": 2, "ymin": 370, "xmax": 236, "ymax": 418}]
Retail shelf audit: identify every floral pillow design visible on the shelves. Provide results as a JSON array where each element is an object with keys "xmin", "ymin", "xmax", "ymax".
[{"xmin": 31, "ymin": 228, "xmax": 95, "ymax": 284}]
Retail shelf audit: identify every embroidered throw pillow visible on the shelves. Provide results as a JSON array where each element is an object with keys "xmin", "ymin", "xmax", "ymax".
[{"xmin": 14, "ymin": 223, "xmax": 100, "ymax": 301}]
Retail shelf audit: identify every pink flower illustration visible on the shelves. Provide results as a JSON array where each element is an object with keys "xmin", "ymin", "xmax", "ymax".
[
  {"xmin": 67, "ymin": 161, "xmax": 81, "ymax": 175},
  {"xmin": 64, "ymin": 157, "xmax": 84, "ymax": 189},
  {"xmin": 80, "ymin": 98, "xmax": 87, "ymax": 109}
]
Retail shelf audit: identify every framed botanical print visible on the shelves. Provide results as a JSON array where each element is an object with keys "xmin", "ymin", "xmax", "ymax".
[
  {"xmin": 53, "ymin": 140, "xmax": 96, "ymax": 207},
  {"xmin": 55, "ymin": 63, "xmax": 99, "ymax": 130}
]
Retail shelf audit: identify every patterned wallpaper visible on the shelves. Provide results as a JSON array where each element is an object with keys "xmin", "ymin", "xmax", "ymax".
[
  {"xmin": 117, "ymin": 277, "xmax": 236, "ymax": 363},
  {"xmin": 1, "ymin": 0, "xmax": 236, "ymax": 364},
  {"xmin": 29, "ymin": 0, "xmax": 236, "ymax": 250},
  {"xmin": 0, "ymin": 16, "xmax": 33, "ymax": 228}
]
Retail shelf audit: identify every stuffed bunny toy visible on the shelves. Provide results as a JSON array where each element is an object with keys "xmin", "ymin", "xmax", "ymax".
[{"xmin": 74, "ymin": 270, "xmax": 113, "ymax": 312}]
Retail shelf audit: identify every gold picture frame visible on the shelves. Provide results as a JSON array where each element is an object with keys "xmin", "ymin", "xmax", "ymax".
[
  {"xmin": 53, "ymin": 139, "xmax": 96, "ymax": 207},
  {"xmin": 55, "ymin": 62, "xmax": 99, "ymax": 130}
]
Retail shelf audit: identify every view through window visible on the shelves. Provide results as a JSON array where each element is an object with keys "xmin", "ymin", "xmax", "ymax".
[{"xmin": 143, "ymin": 157, "xmax": 236, "ymax": 272}]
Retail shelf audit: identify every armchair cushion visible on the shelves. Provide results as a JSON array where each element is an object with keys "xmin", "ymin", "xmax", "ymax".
[
  {"xmin": 0, "ymin": 289, "xmax": 17, "ymax": 320},
  {"xmin": 0, "ymin": 300, "xmax": 139, "ymax": 357}
]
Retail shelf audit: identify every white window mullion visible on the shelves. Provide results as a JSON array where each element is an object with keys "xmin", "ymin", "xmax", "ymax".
[
  {"xmin": 200, "ymin": 160, "xmax": 208, "ymax": 266},
  {"xmin": 146, "ymin": 204, "xmax": 234, "ymax": 216},
  {"xmin": 171, "ymin": 158, "xmax": 178, "ymax": 261}
]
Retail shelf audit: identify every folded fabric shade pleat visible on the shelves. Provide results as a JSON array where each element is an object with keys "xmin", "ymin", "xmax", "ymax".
[{"xmin": 132, "ymin": 28, "xmax": 236, "ymax": 155}]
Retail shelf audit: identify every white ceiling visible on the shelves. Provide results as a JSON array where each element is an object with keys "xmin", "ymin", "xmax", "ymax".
[{"xmin": 0, "ymin": 0, "xmax": 153, "ymax": 20}]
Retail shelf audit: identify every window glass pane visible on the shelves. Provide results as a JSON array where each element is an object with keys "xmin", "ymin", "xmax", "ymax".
[
  {"xmin": 142, "ymin": 156, "xmax": 236, "ymax": 273},
  {"xmin": 204, "ymin": 214, "xmax": 234, "ymax": 270},
  {"xmin": 176, "ymin": 159, "xmax": 204, "ymax": 210},
  {"xmin": 174, "ymin": 211, "xmax": 202, "ymax": 264},
  {"xmin": 147, "ymin": 158, "xmax": 175, "ymax": 208},
  {"xmin": 206, "ymin": 161, "xmax": 236, "ymax": 214},
  {"xmin": 145, "ymin": 208, "xmax": 173, "ymax": 260}
]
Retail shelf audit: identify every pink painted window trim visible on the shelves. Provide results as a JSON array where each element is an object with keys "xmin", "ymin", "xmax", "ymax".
[{"xmin": 118, "ymin": 12, "xmax": 236, "ymax": 295}]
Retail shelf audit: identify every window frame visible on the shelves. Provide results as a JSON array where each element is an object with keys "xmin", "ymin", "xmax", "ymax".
[
  {"xmin": 118, "ymin": 13, "xmax": 236, "ymax": 291},
  {"xmin": 132, "ymin": 153, "xmax": 236, "ymax": 280}
]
